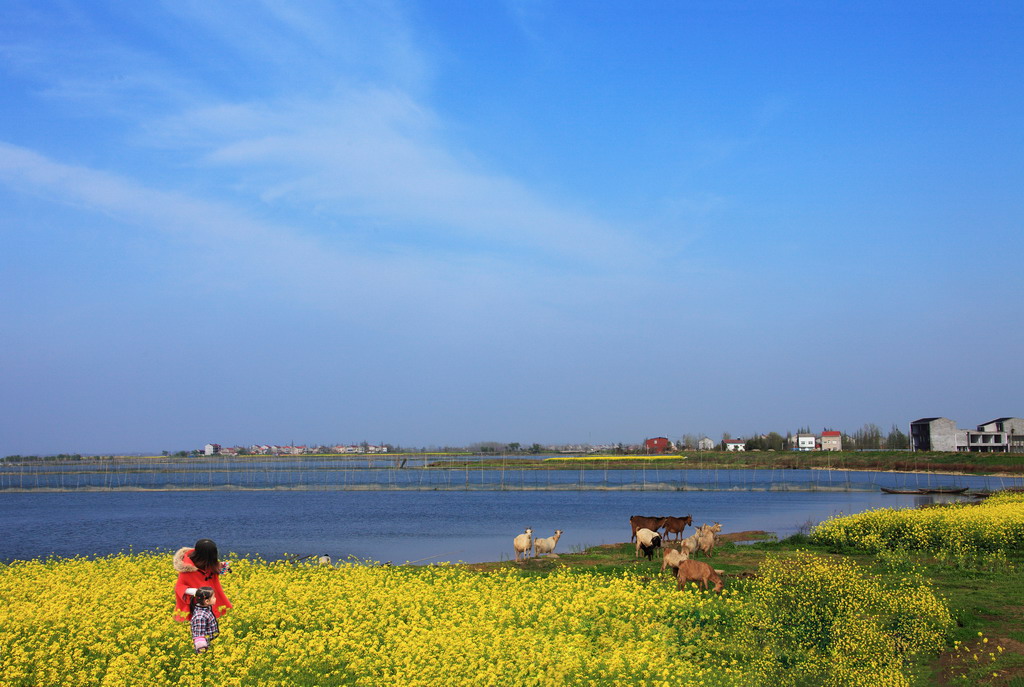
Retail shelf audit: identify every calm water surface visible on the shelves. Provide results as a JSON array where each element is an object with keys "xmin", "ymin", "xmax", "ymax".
[
  {"xmin": 3, "ymin": 459, "xmax": 1018, "ymax": 491},
  {"xmin": 0, "ymin": 487, "xmax": 988, "ymax": 565}
]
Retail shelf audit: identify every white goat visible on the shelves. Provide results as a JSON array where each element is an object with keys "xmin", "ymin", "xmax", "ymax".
[
  {"xmin": 679, "ymin": 527, "xmax": 703, "ymax": 556},
  {"xmin": 661, "ymin": 542, "xmax": 690, "ymax": 573},
  {"xmin": 533, "ymin": 529, "xmax": 563, "ymax": 557},
  {"xmin": 635, "ymin": 527, "xmax": 662, "ymax": 560},
  {"xmin": 695, "ymin": 522, "xmax": 722, "ymax": 557},
  {"xmin": 513, "ymin": 528, "xmax": 533, "ymax": 562}
]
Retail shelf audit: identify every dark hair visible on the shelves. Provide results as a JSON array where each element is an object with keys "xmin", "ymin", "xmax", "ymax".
[
  {"xmin": 191, "ymin": 539, "xmax": 220, "ymax": 576},
  {"xmin": 189, "ymin": 586, "xmax": 215, "ymax": 614}
]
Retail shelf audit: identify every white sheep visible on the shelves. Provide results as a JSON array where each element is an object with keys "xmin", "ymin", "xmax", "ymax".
[
  {"xmin": 513, "ymin": 528, "xmax": 533, "ymax": 562},
  {"xmin": 533, "ymin": 529, "xmax": 563, "ymax": 557},
  {"xmin": 635, "ymin": 527, "xmax": 662, "ymax": 560}
]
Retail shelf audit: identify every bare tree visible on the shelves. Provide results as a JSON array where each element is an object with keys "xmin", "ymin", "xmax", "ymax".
[
  {"xmin": 885, "ymin": 424, "xmax": 909, "ymax": 449},
  {"xmin": 853, "ymin": 423, "xmax": 883, "ymax": 450}
]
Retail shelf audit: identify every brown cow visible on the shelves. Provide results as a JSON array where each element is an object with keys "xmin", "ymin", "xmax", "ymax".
[
  {"xmin": 629, "ymin": 515, "xmax": 668, "ymax": 542},
  {"xmin": 661, "ymin": 515, "xmax": 693, "ymax": 541},
  {"xmin": 676, "ymin": 559, "xmax": 724, "ymax": 593}
]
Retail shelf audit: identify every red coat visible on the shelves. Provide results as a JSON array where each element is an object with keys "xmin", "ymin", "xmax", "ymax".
[{"xmin": 173, "ymin": 547, "xmax": 233, "ymax": 622}]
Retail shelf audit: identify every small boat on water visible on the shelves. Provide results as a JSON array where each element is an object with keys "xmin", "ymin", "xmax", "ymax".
[{"xmin": 881, "ymin": 486, "xmax": 969, "ymax": 495}]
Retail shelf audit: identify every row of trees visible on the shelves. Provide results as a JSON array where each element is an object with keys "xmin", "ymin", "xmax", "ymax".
[{"xmin": 849, "ymin": 423, "xmax": 910, "ymax": 450}]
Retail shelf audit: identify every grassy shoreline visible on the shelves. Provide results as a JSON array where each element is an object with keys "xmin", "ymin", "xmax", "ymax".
[{"xmin": 513, "ymin": 450, "xmax": 1024, "ymax": 475}]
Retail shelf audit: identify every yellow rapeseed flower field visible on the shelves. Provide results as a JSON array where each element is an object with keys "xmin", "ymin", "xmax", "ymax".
[
  {"xmin": 746, "ymin": 551, "xmax": 952, "ymax": 687},
  {"xmin": 0, "ymin": 546, "xmax": 953, "ymax": 686},
  {"xmin": 810, "ymin": 492, "xmax": 1024, "ymax": 558}
]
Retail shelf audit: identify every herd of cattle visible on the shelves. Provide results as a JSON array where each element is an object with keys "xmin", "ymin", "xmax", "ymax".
[{"xmin": 511, "ymin": 513, "xmax": 725, "ymax": 592}]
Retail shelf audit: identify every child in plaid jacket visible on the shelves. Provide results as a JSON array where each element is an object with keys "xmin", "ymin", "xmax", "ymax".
[{"xmin": 189, "ymin": 587, "xmax": 219, "ymax": 653}]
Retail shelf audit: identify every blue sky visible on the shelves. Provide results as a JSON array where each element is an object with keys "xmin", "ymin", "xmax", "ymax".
[{"xmin": 1, "ymin": 1, "xmax": 1022, "ymax": 454}]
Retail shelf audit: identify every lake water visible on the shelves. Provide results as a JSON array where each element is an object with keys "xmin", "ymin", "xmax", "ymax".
[
  {"xmin": 0, "ymin": 479, "xmax": 1007, "ymax": 565},
  {"xmin": 3, "ymin": 456, "xmax": 1020, "ymax": 492}
]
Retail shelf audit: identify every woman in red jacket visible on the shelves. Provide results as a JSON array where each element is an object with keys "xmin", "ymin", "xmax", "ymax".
[{"xmin": 173, "ymin": 538, "xmax": 233, "ymax": 622}]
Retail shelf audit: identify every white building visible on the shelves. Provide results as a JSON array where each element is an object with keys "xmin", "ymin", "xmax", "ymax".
[{"xmin": 795, "ymin": 434, "xmax": 817, "ymax": 451}]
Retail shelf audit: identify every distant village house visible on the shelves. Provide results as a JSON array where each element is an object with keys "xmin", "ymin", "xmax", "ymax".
[
  {"xmin": 643, "ymin": 437, "xmax": 672, "ymax": 454},
  {"xmin": 821, "ymin": 431, "xmax": 842, "ymax": 451},
  {"xmin": 793, "ymin": 434, "xmax": 818, "ymax": 451}
]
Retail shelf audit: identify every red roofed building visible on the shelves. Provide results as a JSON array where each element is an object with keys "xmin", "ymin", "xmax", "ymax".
[
  {"xmin": 644, "ymin": 437, "xmax": 672, "ymax": 454},
  {"xmin": 821, "ymin": 431, "xmax": 842, "ymax": 451}
]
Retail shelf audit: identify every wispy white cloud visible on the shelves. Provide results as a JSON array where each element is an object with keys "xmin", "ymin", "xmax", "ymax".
[
  {"xmin": 158, "ymin": 0, "xmax": 431, "ymax": 94},
  {"xmin": 0, "ymin": 140, "xmax": 667, "ymax": 337},
  {"xmin": 0, "ymin": 140, "xmax": 311, "ymax": 257},
  {"xmin": 502, "ymin": 0, "xmax": 548, "ymax": 42},
  {"xmin": 158, "ymin": 87, "xmax": 651, "ymax": 266},
  {"xmin": 5, "ymin": 2, "xmax": 663, "ymax": 270},
  {"xmin": 0, "ymin": 0, "xmax": 706, "ymax": 358}
]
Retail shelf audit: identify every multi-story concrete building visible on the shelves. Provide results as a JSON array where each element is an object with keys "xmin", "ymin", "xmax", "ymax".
[
  {"xmin": 910, "ymin": 418, "xmax": 967, "ymax": 452},
  {"xmin": 911, "ymin": 417, "xmax": 1024, "ymax": 452},
  {"xmin": 968, "ymin": 418, "xmax": 1024, "ymax": 453}
]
